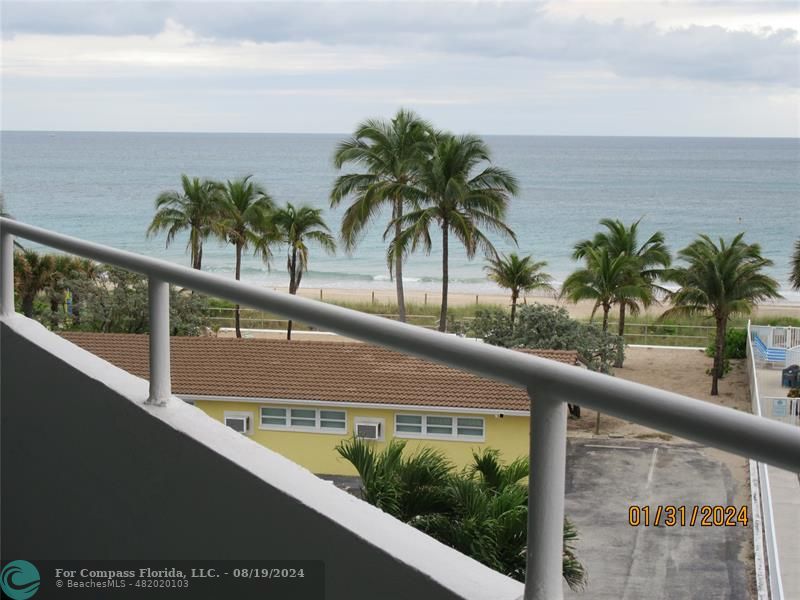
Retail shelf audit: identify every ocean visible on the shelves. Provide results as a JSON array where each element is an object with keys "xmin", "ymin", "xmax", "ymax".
[{"xmin": 1, "ymin": 132, "xmax": 798, "ymax": 300}]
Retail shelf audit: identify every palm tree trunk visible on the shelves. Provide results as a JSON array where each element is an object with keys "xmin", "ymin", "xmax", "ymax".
[
  {"xmin": 234, "ymin": 242, "xmax": 243, "ymax": 339},
  {"xmin": 614, "ymin": 303, "xmax": 626, "ymax": 368},
  {"xmin": 510, "ymin": 290, "xmax": 518, "ymax": 326},
  {"xmin": 287, "ymin": 248, "xmax": 297, "ymax": 341},
  {"xmin": 195, "ymin": 241, "xmax": 203, "ymax": 271},
  {"xmin": 439, "ymin": 222, "xmax": 449, "ymax": 332},
  {"xmin": 602, "ymin": 304, "xmax": 610, "ymax": 332},
  {"xmin": 190, "ymin": 229, "xmax": 199, "ymax": 270},
  {"xmin": 394, "ymin": 198, "xmax": 406, "ymax": 323},
  {"xmin": 711, "ymin": 316, "xmax": 726, "ymax": 396}
]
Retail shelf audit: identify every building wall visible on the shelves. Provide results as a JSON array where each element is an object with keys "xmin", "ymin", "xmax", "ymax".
[{"xmin": 193, "ymin": 400, "xmax": 530, "ymax": 475}]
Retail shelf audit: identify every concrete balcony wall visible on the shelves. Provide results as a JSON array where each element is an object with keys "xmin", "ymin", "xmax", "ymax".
[{"xmin": 0, "ymin": 316, "xmax": 523, "ymax": 600}]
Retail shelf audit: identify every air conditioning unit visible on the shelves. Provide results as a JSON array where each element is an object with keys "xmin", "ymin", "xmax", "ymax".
[{"xmin": 355, "ymin": 422, "xmax": 381, "ymax": 440}]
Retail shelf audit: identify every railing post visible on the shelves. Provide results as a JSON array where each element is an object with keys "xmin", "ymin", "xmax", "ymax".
[
  {"xmin": 147, "ymin": 276, "xmax": 171, "ymax": 405},
  {"xmin": 0, "ymin": 229, "xmax": 14, "ymax": 317},
  {"xmin": 525, "ymin": 386, "xmax": 567, "ymax": 600}
]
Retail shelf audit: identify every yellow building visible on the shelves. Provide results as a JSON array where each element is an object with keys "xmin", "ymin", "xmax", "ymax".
[{"xmin": 62, "ymin": 333, "xmax": 578, "ymax": 476}]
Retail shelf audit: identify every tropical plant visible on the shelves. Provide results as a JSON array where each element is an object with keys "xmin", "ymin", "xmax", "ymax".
[
  {"xmin": 574, "ymin": 218, "xmax": 670, "ymax": 366},
  {"xmin": 68, "ymin": 266, "xmax": 210, "ymax": 335},
  {"xmin": 704, "ymin": 328, "xmax": 747, "ymax": 360},
  {"xmin": 45, "ymin": 254, "xmax": 84, "ymax": 328},
  {"xmin": 663, "ymin": 233, "xmax": 780, "ymax": 395},
  {"xmin": 331, "ymin": 109, "xmax": 432, "ymax": 323},
  {"xmin": 791, "ymin": 239, "xmax": 800, "ymax": 290},
  {"xmin": 471, "ymin": 304, "xmax": 621, "ymax": 375},
  {"xmin": 147, "ymin": 175, "xmax": 223, "ymax": 270},
  {"xmin": 561, "ymin": 245, "xmax": 647, "ymax": 333},
  {"xmin": 393, "ymin": 133, "xmax": 518, "ymax": 331},
  {"xmin": 272, "ymin": 203, "xmax": 336, "ymax": 339},
  {"xmin": 336, "ymin": 438, "xmax": 586, "ymax": 589},
  {"xmin": 485, "ymin": 253, "xmax": 553, "ymax": 325},
  {"xmin": 13, "ymin": 249, "xmax": 56, "ymax": 317},
  {"xmin": 216, "ymin": 175, "xmax": 275, "ymax": 338}
]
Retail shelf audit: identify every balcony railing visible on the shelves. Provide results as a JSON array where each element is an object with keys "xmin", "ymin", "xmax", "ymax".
[{"xmin": 2, "ymin": 217, "xmax": 799, "ymax": 600}]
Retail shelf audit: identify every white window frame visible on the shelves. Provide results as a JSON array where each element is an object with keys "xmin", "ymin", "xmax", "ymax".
[
  {"xmin": 394, "ymin": 413, "xmax": 485, "ymax": 442},
  {"xmin": 354, "ymin": 417, "xmax": 386, "ymax": 441},
  {"xmin": 259, "ymin": 405, "xmax": 347, "ymax": 435},
  {"xmin": 224, "ymin": 411, "xmax": 254, "ymax": 435}
]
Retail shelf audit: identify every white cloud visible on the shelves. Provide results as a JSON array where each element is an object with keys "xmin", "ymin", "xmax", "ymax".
[{"xmin": 1, "ymin": 1, "xmax": 797, "ymax": 135}]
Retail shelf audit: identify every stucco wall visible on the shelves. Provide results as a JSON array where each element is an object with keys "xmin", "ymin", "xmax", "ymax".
[
  {"xmin": 0, "ymin": 317, "xmax": 524, "ymax": 600},
  {"xmin": 194, "ymin": 400, "xmax": 530, "ymax": 475}
]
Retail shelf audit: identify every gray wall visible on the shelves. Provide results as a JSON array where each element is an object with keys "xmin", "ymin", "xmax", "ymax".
[{"xmin": 1, "ymin": 322, "xmax": 470, "ymax": 599}]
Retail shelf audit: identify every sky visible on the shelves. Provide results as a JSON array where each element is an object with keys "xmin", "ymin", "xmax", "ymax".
[{"xmin": 1, "ymin": 0, "xmax": 798, "ymax": 136}]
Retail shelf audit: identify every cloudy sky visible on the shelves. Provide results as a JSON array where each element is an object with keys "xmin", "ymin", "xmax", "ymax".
[{"xmin": 2, "ymin": 0, "xmax": 798, "ymax": 136}]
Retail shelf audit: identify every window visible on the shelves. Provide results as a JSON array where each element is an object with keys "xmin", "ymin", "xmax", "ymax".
[
  {"xmin": 320, "ymin": 410, "xmax": 347, "ymax": 430},
  {"xmin": 261, "ymin": 407, "xmax": 287, "ymax": 427},
  {"xmin": 426, "ymin": 416, "xmax": 453, "ymax": 436},
  {"xmin": 224, "ymin": 411, "xmax": 253, "ymax": 434},
  {"xmin": 394, "ymin": 414, "xmax": 484, "ymax": 441},
  {"xmin": 291, "ymin": 408, "xmax": 317, "ymax": 428},
  {"xmin": 259, "ymin": 406, "xmax": 347, "ymax": 434},
  {"xmin": 457, "ymin": 417, "xmax": 484, "ymax": 437},
  {"xmin": 395, "ymin": 414, "xmax": 423, "ymax": 434}
]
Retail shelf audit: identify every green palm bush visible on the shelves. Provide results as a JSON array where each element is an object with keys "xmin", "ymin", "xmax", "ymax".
[{"xmin": 336, "ymin": 439, "xmax": 586, "ymax": 589}]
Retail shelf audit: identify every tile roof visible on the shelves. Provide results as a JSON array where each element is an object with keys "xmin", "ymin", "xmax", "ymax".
[{"xmin": 60, "ymin": 333, "xmax": 578, "ymax": 412}]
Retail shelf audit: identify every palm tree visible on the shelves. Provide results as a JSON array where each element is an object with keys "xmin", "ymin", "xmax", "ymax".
[
  {"xmin": 561, "ymin": 244, "xmax": 646, "ymax": 333},
  {"xmin": 664, "ymin": 233, "xmax": 780, "ymax": 395},
  {"xmin": 147, "ymin": 175, "xmax": 222, "ymax": 270},
  {"xmin": 272, "ymin": 203, "xmax": 336, "ymax": 340},
  {"xmin": 574, "ymin": 218, "xmax": 671, "ymax": 367},
  {"xmin": 485, "ymin": 253, "xmax": 553, "ymax": 325},
  {"xmin": 13, "ymin": 250, "xmax": 56, "ymax": 317},
  {"xmin": 394, "ymin": 133, "xmax": 518, "ymax": 331},
  {"xmin": 791, "ymin": 239, "xmax": 800, "ymax": 290},
  {"xmin": 217, "ymin": 175, "xmax": 275, "ymax": 338},
  {"xmin": 331, "ymin": 109, "xmax": 432, "ymax": 323},
  {"xmin": 336, "ymin": 439, "xmax": 586, "ymax": 589}
]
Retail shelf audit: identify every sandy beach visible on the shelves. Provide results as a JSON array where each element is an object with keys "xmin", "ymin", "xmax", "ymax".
[{"xmin": 276, "ymin": 286, "xmax": 800, "ymax": 321}]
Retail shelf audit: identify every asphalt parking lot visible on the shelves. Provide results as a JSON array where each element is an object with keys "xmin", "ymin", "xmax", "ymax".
[{"xmin": 564, "ymin": 439, "xmax": 751, "ymax": 600}]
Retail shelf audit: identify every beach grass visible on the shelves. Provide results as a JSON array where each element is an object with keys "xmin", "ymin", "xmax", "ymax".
[{"xmin": 206, "ymin": 294, "xmax": 799, "ymax": 345}]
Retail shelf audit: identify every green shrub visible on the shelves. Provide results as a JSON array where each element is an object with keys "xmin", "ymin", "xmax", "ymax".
[
  {"xmin": 471, "ymin": 303, "xmax": 623, "ymax": 373},
  {"xmin": 705, "ymin": 328, "xmax": 747, "ymax": 360}
]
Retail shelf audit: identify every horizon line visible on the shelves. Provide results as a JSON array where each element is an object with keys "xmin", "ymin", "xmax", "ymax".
[{"xmin": 2, "ymin": 129, "xmax": 798, "ymax": 140}]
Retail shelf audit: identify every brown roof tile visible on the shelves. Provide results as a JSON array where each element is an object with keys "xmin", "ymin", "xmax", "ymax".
[{"xmin": 60, "ymin": 333, "xmax": 578, "ymax": 412}]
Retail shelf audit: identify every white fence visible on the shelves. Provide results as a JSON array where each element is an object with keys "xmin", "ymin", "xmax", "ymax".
[
  {"xmin": 747, "ymin": 321, "xmax": 785, "ymax": 600},
  {"xmin": 761, "ymin": 397, "xmax": 800, "ymax": 428}
]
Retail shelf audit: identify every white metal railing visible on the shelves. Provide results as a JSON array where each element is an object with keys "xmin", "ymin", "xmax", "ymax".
[
  {"xmin": 786, "ymin": 347, "xmax": 800, "ymax": 369},
  {"xmin": 2, "ymin": 218, "xmax": 800, "ymax": 600},
  {"xmin": 752, "ymin": 325, "xmax": 800, "ymax": 351},
  {"xmin": 761, "ymin": 397, "xmax": 800, "ymax": 428},
  {"xmin": 747, "ymin": 320, "xmax": 785, "ymax": 600}
]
